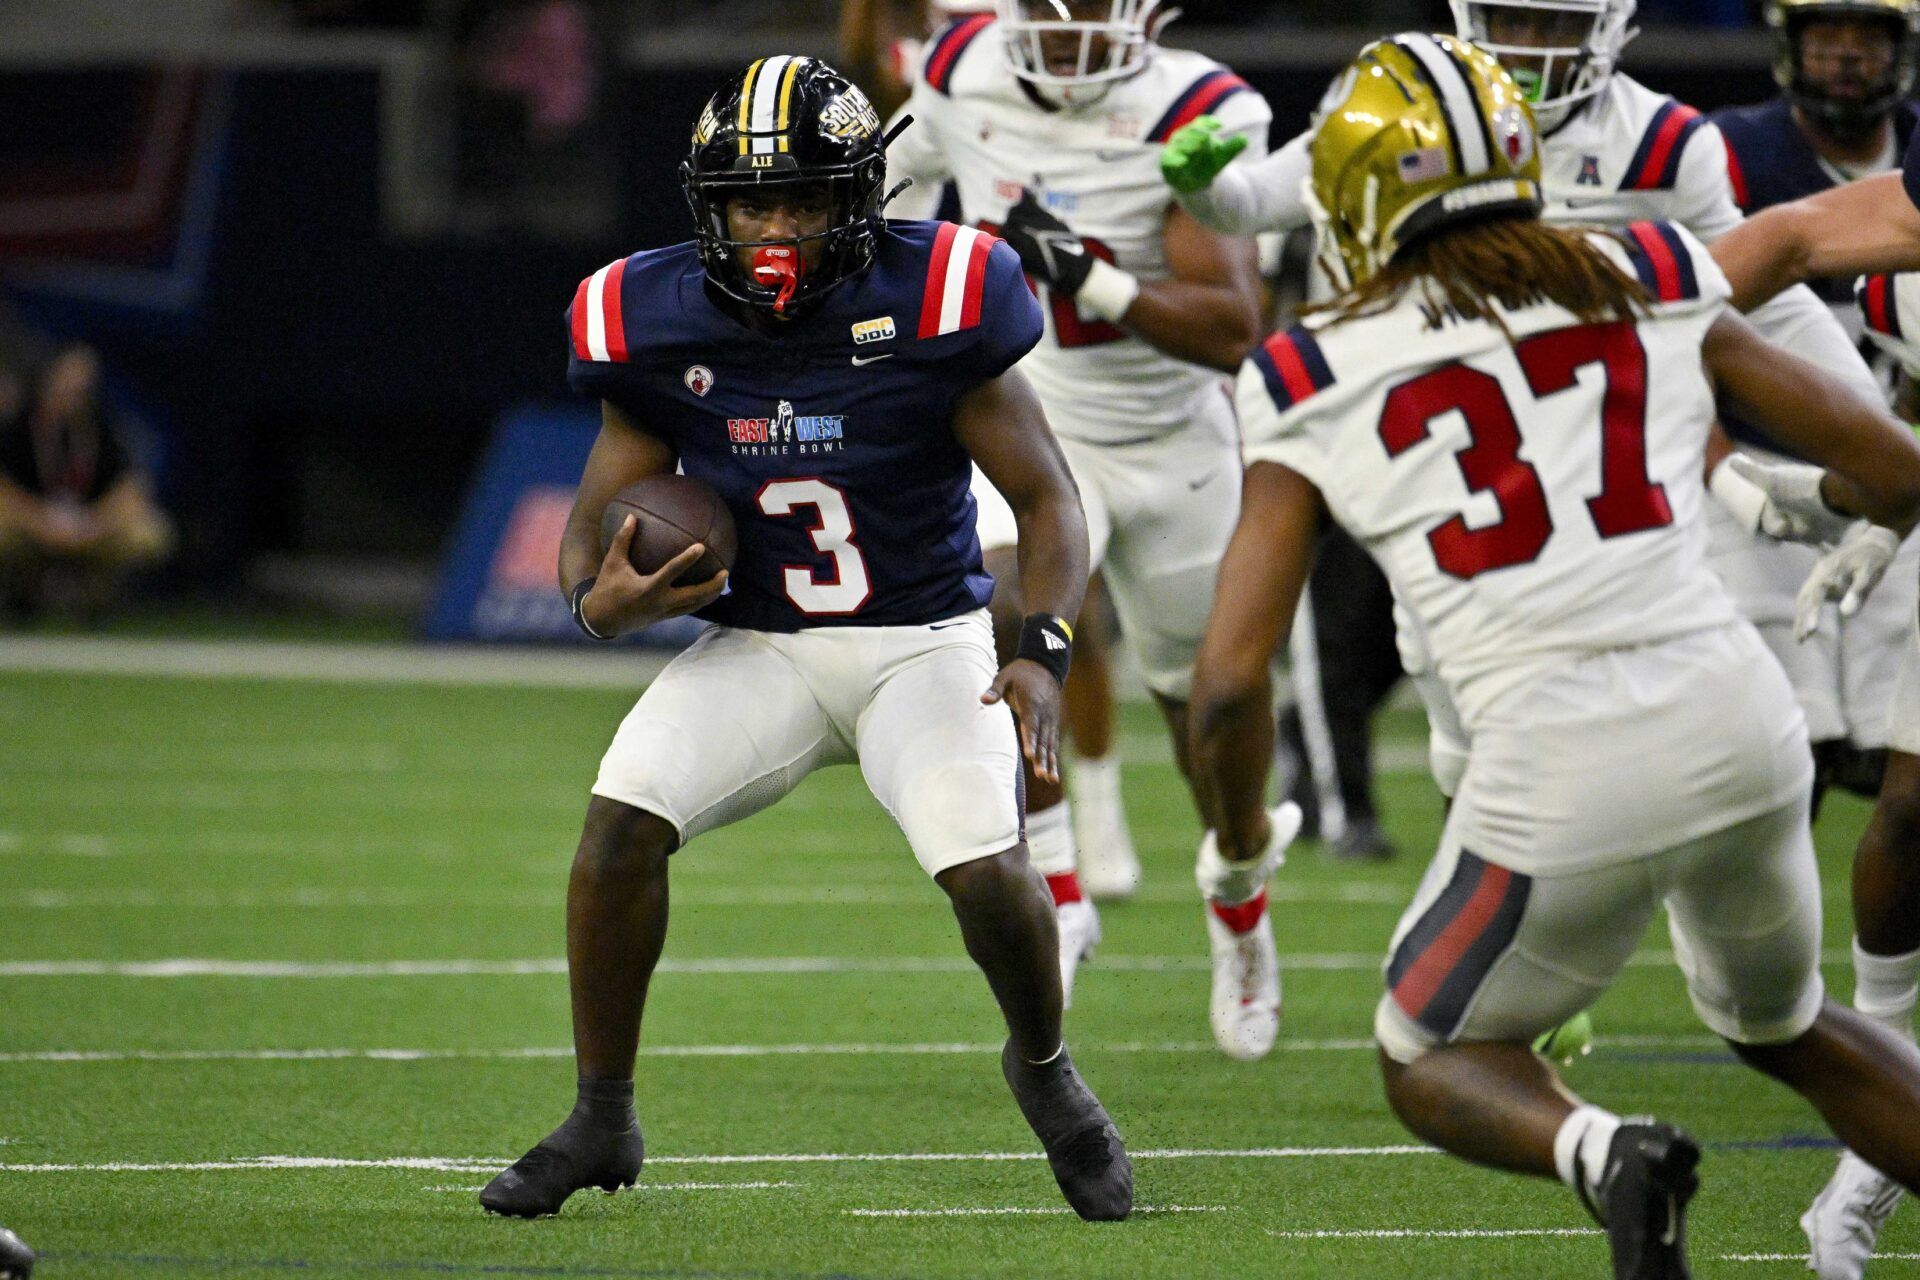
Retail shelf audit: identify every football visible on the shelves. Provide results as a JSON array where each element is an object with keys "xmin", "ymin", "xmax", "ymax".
[{"xmin": 599, "ymin": 474, "xmax": 737, "ymax": 586}]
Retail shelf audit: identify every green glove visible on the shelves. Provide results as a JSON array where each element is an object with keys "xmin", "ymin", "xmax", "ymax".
[
  {"xmin": 1532, "ymin": 1011, "xmax": 1595, "ymax": 1068},
  {"xmin": 1159, "ymin": 116, "xmax": 1249, "ymax": 195}
]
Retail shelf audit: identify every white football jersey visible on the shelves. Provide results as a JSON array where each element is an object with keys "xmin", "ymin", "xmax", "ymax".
[
  {"xmin": 1238, "ymin": 221, "xmax": 1741, "ymax": 726},
  {"xmin": 1192, "ymin": 72, "xmax": 1738, "ymax": 242},
  {"xmin": 890, "ymin": 18, "xmax": 1271, "ymax": 445}
]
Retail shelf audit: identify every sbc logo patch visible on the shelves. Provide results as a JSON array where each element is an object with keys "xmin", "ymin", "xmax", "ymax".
[{"xmin": 851, "ymin": 317, "xmax": 896, "ymax": 346}]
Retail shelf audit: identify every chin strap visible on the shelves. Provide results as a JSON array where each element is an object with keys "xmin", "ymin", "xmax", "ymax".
[{"xmin": 751, "ymin": 244, "xmax": 804, "ymax": 315}]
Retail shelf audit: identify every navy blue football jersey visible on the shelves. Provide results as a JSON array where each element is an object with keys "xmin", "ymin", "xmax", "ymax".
[
  {"xmin": 1906, "ymin": 122, "xmax": 1920, "ymax": 209},
  {"xmin": 565, "ymin": 220, "xmax": 1040, "ymax": 633},
  {"xmin": 1716, "ymin": 97, "xmax": 1919, "ymax": 307}
]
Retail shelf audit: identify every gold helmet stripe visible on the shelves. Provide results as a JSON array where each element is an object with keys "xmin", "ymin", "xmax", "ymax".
[
  {"xmin": 774, "ymin": 56, "xmax": 804, "ymax": 154},
  {"xmin": 1395, "ymin": 34, "xmax": 1491, "ymax": 176},
  {"xmin": 737, "ymin": 58, "xmax": 767, "ymax": 156}
]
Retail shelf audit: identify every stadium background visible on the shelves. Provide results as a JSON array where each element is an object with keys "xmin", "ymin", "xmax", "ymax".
[{"xmin": 7, "ymin": 3, "xmax": 1915, "ymax": 1278}]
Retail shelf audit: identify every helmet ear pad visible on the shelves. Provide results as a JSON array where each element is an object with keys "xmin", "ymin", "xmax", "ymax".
[{"xmin": 680, "ymin": 57, "xmax": 889, "ymax": 316}]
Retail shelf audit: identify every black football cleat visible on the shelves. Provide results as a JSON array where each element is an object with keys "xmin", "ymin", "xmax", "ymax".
[
  {"xmin": 1001, "ymin": 1041, "xmax": 1132, "ymax": 1221},
  {"xmin": 479, "ymin": 1114, "xmax": 644, "ymax": 1218},
  {"xmin": 0, "ymin": 1224, "xmax": 33, "ymax": 1279},
  {"xmin": 1592, "ymin": 1120, "xmax": 1700, "ymax": 1280}
]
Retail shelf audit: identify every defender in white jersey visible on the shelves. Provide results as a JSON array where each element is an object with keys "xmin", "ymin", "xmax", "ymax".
[
  {"xmin": 1162, "ymin": 0, "xmax": 1886, "ymax": 800},
  {"xmin": 889, "ymin": 1, "xmax": 1289, "ymax": 1057},
  {"xmin": 1188, "ymin": 36, "xmax": 1920, "ymax": 1279}
]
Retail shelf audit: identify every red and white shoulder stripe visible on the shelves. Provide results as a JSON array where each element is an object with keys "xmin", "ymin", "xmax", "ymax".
[
  {"xmin": 570, "ymin": 257, "xmax": 630, "ymax": 363},
  {"xmin": 917, "ymin": 222, "xmax": 997, "ymax": 340}
]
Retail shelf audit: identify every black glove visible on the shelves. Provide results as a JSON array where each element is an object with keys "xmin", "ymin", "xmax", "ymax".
[{"xmin": 1000, "ymin": 189, "xmax": 1094, "ymax": 296}]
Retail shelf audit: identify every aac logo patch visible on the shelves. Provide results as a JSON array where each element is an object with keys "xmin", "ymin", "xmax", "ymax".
[{"xmin": 851, "ymin": 316, "xmax": 896, "ymax": 346}]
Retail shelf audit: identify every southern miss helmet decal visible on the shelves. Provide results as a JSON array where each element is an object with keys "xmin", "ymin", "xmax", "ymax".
[{"xmin": 681, "ymin": 57, "xmax": 889, "ymax": 315}]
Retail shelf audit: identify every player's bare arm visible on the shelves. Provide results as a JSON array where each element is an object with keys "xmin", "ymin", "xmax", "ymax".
[
  {"xmin": 1189, "ymin": 461, "xmax": 1323, "ymax": 862},
  {"xmin": 561, "ymin": 401, "xmax": 728, "ymax": 637},
  {"xmin": 1702, "ymin": 309, "xmax": 1920, "ymax": 529},
  {"xmin": 1122, "ymin": 205, "xmax": 1266, "ymax": 372},
  {"xmin": 999, "ymin": 193, "xmax": 1263, "ymax": 373},
  {"xmin": 956, "ymin": 366, "xmax": 1090, "ymax": 784},
  {"xmin": 1714, "ymin": 173, "xmax": 1920, "ymax": 310}
]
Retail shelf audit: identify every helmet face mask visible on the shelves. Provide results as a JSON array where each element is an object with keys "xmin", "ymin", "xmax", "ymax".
[
  {"xmin": 681, "ymin": 57, "xmax": 889, "ymax": 318},
  {"xmin": 996, "ymin": 0, "xmax": 1163, "ymax": 106},
  {"xmin": 1450, "ymin": 0, "xmax": 1637, "ymax": 131},
  {"xmin": 1767, "ymin": 0, "xmax": 1920, "ymax": 141},
  {"xmin": 1309, "ymin": 33, "xmax": 1546, "ymax": 288}
]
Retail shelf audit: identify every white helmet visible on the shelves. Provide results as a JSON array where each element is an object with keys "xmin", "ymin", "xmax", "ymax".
[
  {"xmin": 1450, "ymin": 0, "xmax": 1638, "ymax": 130},
  {"xmin": 995, "ymin": 0, "xmax": 1165, "ymax": 105}
]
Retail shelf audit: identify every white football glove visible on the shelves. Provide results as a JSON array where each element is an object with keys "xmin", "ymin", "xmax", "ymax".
[
  {"xmin": 1716, "ymin": 454, "xmax": 1859, "ymax": 546},
  {"xmin": 1794, "ymin": 523, "xmax": 1902, "ymax": 641},
  {"xmin": 1195, "ymin": 801, "xmax": 1302, "ymax": 905}
]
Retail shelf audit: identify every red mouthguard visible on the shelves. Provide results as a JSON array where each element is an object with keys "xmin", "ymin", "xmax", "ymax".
[{"xmin": 751, "ymin": 245, "xmax": 804, "ymax": 314}]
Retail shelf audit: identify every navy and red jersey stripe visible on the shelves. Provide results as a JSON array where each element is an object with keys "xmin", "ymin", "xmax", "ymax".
[
  {"xmin": 1253, "ymin": 325, "xmax": 1336, "ymax": 413},
  {"xmin": 1861, "ymin": 273, "xmax": 1904, "ymax": 339},
  {"xmin": 1621, "ymin": 221, "xmax": 1701, "ymax": 303},
  {"xmin": 1722, "ymin": 136, "xmax": 1750, "ymax": 210},
  {"xmin": 1146, "ymin": 69, "xmax": 1252, "ymax": 144},
  {"xmin": 923, "ymin": 13, "xmax": 994, "ymax": 95},
  {"xmin": 1385, "ymin": 850, "xmax": 1532, "ymax": 1038},
  {"xmin": 1621, "ymin": 100, "xmax": 1705, "ymax": 191}
]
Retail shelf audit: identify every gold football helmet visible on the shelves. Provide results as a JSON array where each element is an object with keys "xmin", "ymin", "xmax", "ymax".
[
  {"xmin": 1307, "ymin": 33, "xmax": 1544, "ymax": 289},
  {"xmin": 1766, "ymin": 0, "xmax": 1920, "ymax": 137}
]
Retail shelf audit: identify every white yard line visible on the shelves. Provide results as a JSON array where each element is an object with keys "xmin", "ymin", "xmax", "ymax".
[
  {"xmin": 1720, "ymin": 1253, "xmax": 1920, "ymax": 1263},
  {"xmin": 427, "ymin": 1180, "xmax": 796, "ymax": 1193},
  {"xmin": 0, "ymin": 1039, "xmax": 1384, "ymax": 1064},
  {"xmin": 0, "ymin": 637, "xmax": 674, "ymax": 690},
  {"xmin": 0, "ymin": 1146, "xmax": 1438, "ymax": 1174},
  {"xmin": 4, "ymin": 882, "xmax": 1405, "ymax": 910},
  {"xmin": 1266, "ymin": 1228, "xmax": 1600, "ymax": 1240},
  {"xmin": 847, "ymin": 1204, "xmax": 1224, "ymax": 1217},
  {"xmin": 0, "ymin": 949, "xmax": 1857, "ymax": 978}
]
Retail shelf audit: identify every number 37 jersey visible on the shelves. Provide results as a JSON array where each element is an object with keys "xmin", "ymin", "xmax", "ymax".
[{"xmin": 1237, "ymin": 222, "xmax": 1742, "ymax": 720}]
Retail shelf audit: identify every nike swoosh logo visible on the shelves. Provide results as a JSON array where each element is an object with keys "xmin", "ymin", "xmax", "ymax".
[
  {"xmin": 1187, "ymin": 475, "xmax": 1212, "ymax": 491},
  {"xmin": 929, "ymin": 620, "xmax": 969, "ymax": 630},
  {"xmin": 852, "ymin": 353, "xmax": 895, "ymax": 366}
]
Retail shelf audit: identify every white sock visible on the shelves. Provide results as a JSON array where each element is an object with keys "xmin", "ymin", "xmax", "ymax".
[
  {"xmin": 1553, "ymin": 1105, "xmax": 1622, "ymax": 1214},
  {"xmin": 1854, "ymin": 937, "xmax": 1920, "ymax": 1042},
  {"xmin": 1069, "ymin": 755, "xmax": 1123, "ymax": 810},
  {"xmin": 1026, "ymin": 801, "xmax": 1079, "ymax": 879}
]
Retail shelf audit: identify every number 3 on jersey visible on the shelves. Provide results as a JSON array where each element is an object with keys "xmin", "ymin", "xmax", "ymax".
[
  {"xmin": 1379, "ymin": 320, "xmax": 1671, "ymax": 580},
  {"xmin": 756, "ymin": 479, "xmax": 873, "ymax": 615}
]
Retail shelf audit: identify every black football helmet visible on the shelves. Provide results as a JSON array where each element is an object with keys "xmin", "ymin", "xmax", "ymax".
[
  {"xmin": 1768, "ymin": 0, "xmax": 1920, "ymax": 140},
  {"xmin": 682, "ymin": 57, "xmax": 890, "ymax": 315}
]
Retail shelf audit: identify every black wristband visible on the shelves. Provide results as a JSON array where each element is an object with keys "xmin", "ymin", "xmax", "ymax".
[
  {"xmin": 1015, "ymin": 613, "xmax": 1073, "ymax": 686},
  {"xmin": 570, "ymin": 577, "xmax": 615, "ymax": 641}
]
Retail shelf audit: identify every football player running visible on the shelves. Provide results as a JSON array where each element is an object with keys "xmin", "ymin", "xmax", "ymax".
[
  {"xmin": 1163, "ymin": 0, "xmax": 1887, "ymax": 820},
  {"xmin": 1191, "ymin": 35, "xmax": 1920, "ymax": 1279},
  {"xmin": 479, "ymin": 57, "xmax": 1132, "ymax": 1222},
  {"xmin": 886, "ymin": 1, "xmax": 1290, "ymax": 1057},
  {"xmin": 1714, "ymin": 0, "xmax": 1920, "ymax": 821}
]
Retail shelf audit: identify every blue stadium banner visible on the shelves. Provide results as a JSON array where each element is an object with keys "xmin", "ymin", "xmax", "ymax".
[{"xmin": 422, "ymin": 404, "xmax": 703, "ymax": 647}]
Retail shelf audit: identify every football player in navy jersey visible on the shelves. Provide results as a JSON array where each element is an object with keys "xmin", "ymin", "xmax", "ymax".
[{"xmin": 478, "ymin": 57, "xmax": 1133, "ymax": 1223}]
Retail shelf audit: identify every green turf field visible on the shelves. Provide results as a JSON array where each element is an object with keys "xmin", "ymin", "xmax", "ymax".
[{"xmin": 2, "ymin": 658, "xmax": 1915, "ymax": 1278}]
